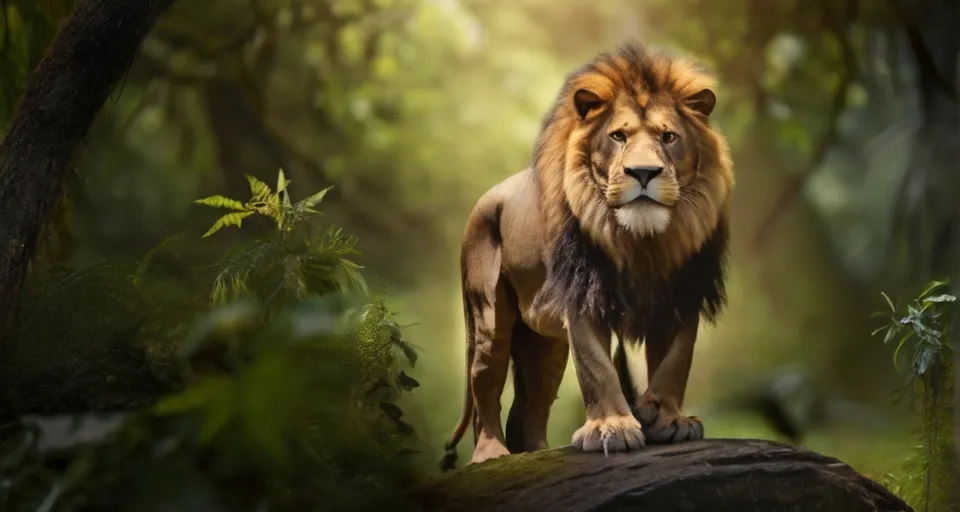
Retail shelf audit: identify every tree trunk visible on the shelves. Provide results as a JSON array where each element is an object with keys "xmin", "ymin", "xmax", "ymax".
[
  {"xmin": 0, "ymin": 0, "xmax": 178, "ymax": 340},
  {"xmin": 415, "ymin": 439, "xmax": 912, "ymax": 512}
]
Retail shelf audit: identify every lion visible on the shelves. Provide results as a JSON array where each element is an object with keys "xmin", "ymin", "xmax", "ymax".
[{"xmin": 440, "ymin": 41, "xmax": 734, "ymax": 471}]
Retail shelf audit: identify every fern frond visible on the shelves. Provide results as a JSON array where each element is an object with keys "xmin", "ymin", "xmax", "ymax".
[
  {"xmin": 202, "ymin": 211, "xmax": 255, "ymax": 238},
  {"xmin": 194, "ymin": 195, "xmax": 248, "ymax": 211},
  {"xmin": 246, "ymin": 175, "xmax": 273, "ymax": 202}
]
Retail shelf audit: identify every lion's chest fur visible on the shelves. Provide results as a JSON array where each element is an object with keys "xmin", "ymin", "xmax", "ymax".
[{"xmin": 532, "ymin": 215, "xmax": 729, "ymax": 342}]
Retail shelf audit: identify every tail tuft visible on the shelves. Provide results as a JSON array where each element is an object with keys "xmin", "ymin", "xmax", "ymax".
[{"xmin": 439, "ymin": 443, "xmax": 459, "ymax": 472}]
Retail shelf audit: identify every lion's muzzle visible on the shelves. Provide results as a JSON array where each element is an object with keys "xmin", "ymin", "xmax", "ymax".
[{"xmin": 623, "ymin": 165, "xmax": 663, "ymax": 188}]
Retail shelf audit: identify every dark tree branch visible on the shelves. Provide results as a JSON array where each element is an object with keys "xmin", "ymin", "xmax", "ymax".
[{"xmin": 0, "ymin": 0, "xmax": 179, "ymax": 341}]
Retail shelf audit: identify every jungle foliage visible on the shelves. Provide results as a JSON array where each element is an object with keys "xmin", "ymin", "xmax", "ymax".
[{"xmin": 0, "ymin": 174, "xmax": 422, "ymax": 511}]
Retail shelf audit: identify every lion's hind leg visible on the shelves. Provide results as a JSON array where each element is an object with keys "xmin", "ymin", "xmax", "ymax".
[
  {"xmin": 505, "ymin": 324, "xmax": 568, "ymax": 453},
  {"xmin": 461, "ymin": 205, "xmax": 518, "ymax": 465}
]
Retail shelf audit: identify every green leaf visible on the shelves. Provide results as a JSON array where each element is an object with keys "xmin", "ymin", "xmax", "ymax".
[
  {"xmin": 246, "ymin": 174, "xmax": 272, "ymax": 201},
  {"xmin": 880, "ymin": 291, "xmax": 896, "ymax": 313},
  {"xmin": 892, "ymin": 335, "xmax": 911, "ymax": 372},
  {"xmin": 276, "ymin": 168, "xmax": 289, "ymax": 194},
  {"xmin": 916, "ymin": 280, "xmax": 949, "ymax": 303},
  {"xmin": 201, "ymin": 211, "xmax": 254, "ymax": 238},
  {"xmin": 300, "ymin": 185, "xmax": 335, "ymax": 210},
  {"xmin": 883, "ymin": 326, "xmax": 897, "ymax": 344},
  {"xmin": 922, "ymin": 294, "xmax": 956, "ymax": 303},
  {"xmin": 194, "ymin": 195, "xmax": 248, "ymax": 211}
]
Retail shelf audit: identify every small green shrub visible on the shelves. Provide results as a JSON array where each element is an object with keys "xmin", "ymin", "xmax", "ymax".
[{"xmin": 873, "ymin": 280, "xmax": 957, "ymax": 511}]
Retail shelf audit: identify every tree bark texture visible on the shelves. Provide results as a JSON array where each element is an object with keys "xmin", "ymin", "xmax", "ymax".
[
  {"xmin": 414, "ymin": 439, "xmax": 913, "ymax": 512},
  {"xmin": 0, "ymin": 0, "xmax": 178, "ymax": 340}
]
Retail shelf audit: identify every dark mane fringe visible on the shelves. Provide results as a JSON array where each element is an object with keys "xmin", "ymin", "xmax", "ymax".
[{"xmin": 533, "ymin": 216, "xmax": 729, "ymax": 341}]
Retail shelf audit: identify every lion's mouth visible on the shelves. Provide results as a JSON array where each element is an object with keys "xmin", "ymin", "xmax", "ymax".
[{"xmin": 628, "ymin": 195, "xmax": 667, "ymax": 207}]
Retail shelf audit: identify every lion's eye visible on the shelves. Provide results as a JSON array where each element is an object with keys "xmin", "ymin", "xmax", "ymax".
[
  {"xmin": 609, "ymin": 130, "xmax": 627, "ymax": 143},
  {"xmin": 660, "ymin": 131, "xmax": 679, "ymax": 144}
]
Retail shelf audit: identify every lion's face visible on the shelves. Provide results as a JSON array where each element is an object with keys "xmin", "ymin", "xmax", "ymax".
[
  {"xmin": 572, "ymin": 88, "xmax": 716, "ymax": 238},
  {"xmin": 538, "ymin": 45, "xmax": 733, "ymax": 269}
]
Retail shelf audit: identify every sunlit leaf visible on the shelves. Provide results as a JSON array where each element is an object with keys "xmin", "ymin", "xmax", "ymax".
[
  {"xmin": 276, "ymin": 168, "xmax": 289, "ymax": 194},
  {"xmin": 300, "ymin": 185, "xmax": 334, "ymax": 210},
  {"xmin": 246, "ymin": 174, "xmax": 272, "ymax": 201},
  {"xmin": 194, "ymin": 195, "xmax": 248, "ymax": 211},
  {"xmin": 201, "ymin": 211, "xmax": 255, "ymax": 238}
]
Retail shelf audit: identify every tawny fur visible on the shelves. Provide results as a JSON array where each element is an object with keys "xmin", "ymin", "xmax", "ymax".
[{"xmin": 442, "ymin": 41, "xmax": 734, "ymax": 471}]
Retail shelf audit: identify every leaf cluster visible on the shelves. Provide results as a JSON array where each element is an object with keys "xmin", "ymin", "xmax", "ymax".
[
  {"xmin": 195, "ymin": 169, "xmax": 366, "ymax": 306},
  {"xmin": 872, "ymin": 279, "xmax": 955, "ymax": 395}
]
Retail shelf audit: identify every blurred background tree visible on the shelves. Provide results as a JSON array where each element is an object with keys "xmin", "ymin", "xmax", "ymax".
[{"xmin": 0, "ymin": 0, "xmax": 957, "ymax": 509}]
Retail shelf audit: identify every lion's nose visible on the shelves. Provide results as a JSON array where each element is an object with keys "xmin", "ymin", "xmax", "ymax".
[{"xmin": 624, "ymin": 166, "xmax": 664, "ymax": 187}]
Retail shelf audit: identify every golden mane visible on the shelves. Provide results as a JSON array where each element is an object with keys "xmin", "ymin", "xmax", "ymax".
[
  {"xmin": 533, "ymin": 42, "xmax": 733, "ymax": 272},
  {"xmin": 531, "ymin": 41, "xmax": 735, "ymax": 342}
]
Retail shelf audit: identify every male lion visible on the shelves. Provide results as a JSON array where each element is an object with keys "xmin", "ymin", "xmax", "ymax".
[{"xmin": 441, "ymin": 41, "xmax": 734, "ymax": 471}]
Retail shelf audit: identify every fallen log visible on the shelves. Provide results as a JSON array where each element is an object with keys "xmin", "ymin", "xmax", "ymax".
[{"xmin": 415, "ymin": 438, "xmax": 913, "ymax": 512}]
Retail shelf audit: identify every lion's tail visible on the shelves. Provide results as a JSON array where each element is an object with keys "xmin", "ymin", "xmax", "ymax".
[{"xmin": 440, "ymin": 331, "xmax": 475, "ymax": 473}]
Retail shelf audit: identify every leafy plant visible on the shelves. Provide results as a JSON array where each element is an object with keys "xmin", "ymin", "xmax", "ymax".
[
  {"xmin": 195, "ymin": 170, "xmax": 331, "ymax": 238},
  {"xmin": 194, "ymin": 169, "xmax": 367, "ymax": 305},
  {"xmin": 0, "ymin": 172, "xmax": 424, "ymax": 511},
  {"xmin": 873, "ymin": 280, "xmax": 955, "ymax": 395},
  {"xmin": 873, "ymin": 279, "xmax": 957, "ymax": 511}
]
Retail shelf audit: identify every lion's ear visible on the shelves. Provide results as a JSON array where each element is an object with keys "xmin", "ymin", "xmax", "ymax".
[
  {"xmin": 684, "ymin": 88, "xmax": 716, "ymax": 117},
  {"xmin": 573, "ymin": 89, "xmax": 605, "ymax": 120}
]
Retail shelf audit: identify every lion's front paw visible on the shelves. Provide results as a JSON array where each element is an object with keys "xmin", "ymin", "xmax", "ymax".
[
  {"xmin": 634, "ymin": 393, "xmax": 704, "ymax": 444},
  {"xmin": 572, "ymin": 414, "xmax": 645, "ymax": 455}
]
